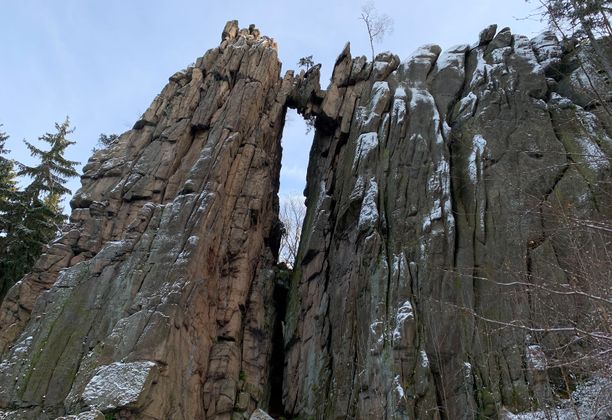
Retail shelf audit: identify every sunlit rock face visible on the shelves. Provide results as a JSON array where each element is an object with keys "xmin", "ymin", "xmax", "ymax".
[
  {"xmin": 0, "ymin": 21, "xmax": 290, "ymax": 419},
  {"xmin": 284, "ymin": 25, "xmax": 611, "ymax": 419},
  {"xmin": 0, "ymin": 21, "xmax": 610, "ymax": 420}
]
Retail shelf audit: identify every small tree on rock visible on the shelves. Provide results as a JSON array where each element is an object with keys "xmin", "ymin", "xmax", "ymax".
[
  {"xmin": 297, "ymin": 55, "xmax": 315, "ymax": 71},
  {"xmin": 92, "ymin": 132, "xmax": 118, "ymax": 153}
]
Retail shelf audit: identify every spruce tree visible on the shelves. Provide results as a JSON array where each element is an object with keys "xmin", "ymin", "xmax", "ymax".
[
  {"xmin": 0, "ymin": 118, "xmax": 79, "ymax": 299},
  {"xmin": 0, "ymin": 127, "xmax": 17, "ymax": 230},
  {"xmin": 0, "ymin": 127, "xmax": 22, "ymax": 299},
  {"xmin": 18, "ymin": 117, "xmax": 79, "ymax": 210}
]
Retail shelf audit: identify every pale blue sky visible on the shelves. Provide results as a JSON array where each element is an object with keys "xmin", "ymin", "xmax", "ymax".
[{"xmin": 0, "ymin": 0, "xmax": 547, "ymax": 208}]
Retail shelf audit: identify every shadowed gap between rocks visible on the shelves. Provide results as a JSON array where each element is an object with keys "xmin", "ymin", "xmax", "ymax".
[
  {"xmin": 268, "ymin": 271, "xmax": 289, "ymax": 418},
  {"xmin": 268, "ymin": 105, "xmax": 313, "ymax": 419}
]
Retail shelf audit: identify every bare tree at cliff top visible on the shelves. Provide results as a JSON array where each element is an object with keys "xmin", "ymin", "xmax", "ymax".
[
  {"xmin": 279, "ymin": 195, "xmax": 306, "ymax": 267},
  {"xmin": 359, "ymin": 1, "xmax": 394, "ymax": 61}
]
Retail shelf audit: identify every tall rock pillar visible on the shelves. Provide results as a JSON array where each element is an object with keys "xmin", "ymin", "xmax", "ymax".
[{"xmin": 0, "ymin": 21, "xmax": 289, "ymax": 420}]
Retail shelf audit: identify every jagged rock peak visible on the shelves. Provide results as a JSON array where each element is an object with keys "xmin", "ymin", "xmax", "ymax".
[{"xmin": 221, "ymin": 20, "xmax": 277, "ymax": 50}]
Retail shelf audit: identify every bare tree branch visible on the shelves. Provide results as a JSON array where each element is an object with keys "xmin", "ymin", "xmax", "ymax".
[
  {"xmin": 279, "ymin": 195, "xmax": 306, "ymax": 267},
  {"xmin": 359, "ymin": 1, "xmax": 394, "ymax": 60}
]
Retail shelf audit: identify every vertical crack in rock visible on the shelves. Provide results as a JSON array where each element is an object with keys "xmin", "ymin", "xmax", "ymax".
[{"xmin": 266, "ymin": 269, "xmax": 289, "ymax": 418}]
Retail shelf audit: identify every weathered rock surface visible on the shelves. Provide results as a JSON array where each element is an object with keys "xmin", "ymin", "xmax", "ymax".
[
  {"xmin": 0, "ymin": 22, "xmax": 289, "ymax": 419},
  {"xmin": 284, "ymin": 27, "xmax": 611, "ymax": 419},
  {"xmin": 0, "ymin": 21, "xmax": 610, "ymax": 420}
]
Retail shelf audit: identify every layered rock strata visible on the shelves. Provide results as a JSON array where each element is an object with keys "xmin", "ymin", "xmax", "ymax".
[
  {"xmin": 0, "ymin": 21, "xmax": 289, "ymax": 419},
  {"xmin": 284, "ymin": 25, "xmax": 611, "ymax": 419}
]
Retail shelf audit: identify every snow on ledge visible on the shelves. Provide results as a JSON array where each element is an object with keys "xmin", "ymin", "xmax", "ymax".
[
  {"xmin": 82, "ymin": 360, "xmax": 157, "ymax": 411},
  {"xmin": 502, "ymin": 373, "xmax": 611, "ymax": 419},
  {"xmin": 353, "ymin": 132, "xmax": 379, "ymax": 170}
]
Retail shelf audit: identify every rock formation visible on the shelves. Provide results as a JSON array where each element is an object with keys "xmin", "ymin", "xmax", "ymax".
[
  {"xmin": 284, "ymin": 24, "xmax": 611, "ymax": 419},
  {"xmin": 0, "ymin": 21, "xmax": 610, "ymax": 420},
  {"xmin": 0, "ymin": 21, "xmax": 289, "ymax": 419}
]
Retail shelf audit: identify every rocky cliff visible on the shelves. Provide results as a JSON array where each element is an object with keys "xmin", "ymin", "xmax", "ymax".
[
  {"xmin": 284, "ymin": 25, "xmax": 611, "ymax": 419},
  {"xmin": 0, "ymin": 22, "xmax": 610, "ymax": 420}
]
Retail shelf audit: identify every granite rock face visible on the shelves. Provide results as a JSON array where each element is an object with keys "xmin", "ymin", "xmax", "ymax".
[
  {"xmin": 0, "ymin": 22, "xmax": 289, "ymax": 419},
  {"xmin": 284, "ymin": 28, "xmax": 611, "ymax": 419},
  {"xmin": 0, "ymin": 22, "xmax": 610, "ymax": 420}
]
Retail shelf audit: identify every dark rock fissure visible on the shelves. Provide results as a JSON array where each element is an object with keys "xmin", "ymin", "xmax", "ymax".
[{"xmin": 268, "ymin": 269, "xmax": 289, "ymax": 418}]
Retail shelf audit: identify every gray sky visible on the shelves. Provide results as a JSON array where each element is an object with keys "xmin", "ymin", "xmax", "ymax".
[{"xmin": 0, "ymin": 0, "xmax": 547, "ymax": 207}]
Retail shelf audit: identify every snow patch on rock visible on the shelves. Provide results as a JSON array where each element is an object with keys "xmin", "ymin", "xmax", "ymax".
[
  {"xmin": 392, "ymin": 300, "xmax": 414, "ymax": 341},
  {"xmin": 468, "ymin": 134, "xmax": 487, "ymax": 183},
  {"xmin": 393, "ymin": 375, "xmax": 406, "ymax": 401},
  {"xmin": 435, "ymin": 44, "xmax": 468, "ymax": 72},
  {"xmin": 356, "ymin": 82, "xmax": 390, "ymax": 126},
  {"xmin": 530, "ymin": 31, "xmax": 563, "ymax": 71},
  {"xmin": 409, "ymin": 88, "xmax": 444, "ymax": 145},
  {"xmin": 503, "ymin": 373, "xmax": 611, "ymax": 419},
  {"xmin": 373, "ymin": 61, "xmax": 388, "ymax": 72},
  {"xmin": 422, "ymin": 199, "xmax": 442, "ymax": 231},
  {"xmin": 526, "ymin": 345, "xmax": 547, "ymax": 371},
  {"xmin": 576, "ymin": 137, "xmax": 608, "ymax": 171},
  {"xmin": 577, "ymin": 109, "xmax": 612, "ymax": 150},
  {"xmin": 514, "ymin": 35, "xmax": 542, "ymax": 73},
  {"xmin": 353, "ymin": 132, "xmax": 379, "ymax": 169},
  {"xmin": 463, "ymin": 362, "xmax": 472, "ymax": 380},
  {"xmin": 392, "ymin": 86, "xmax": 407, "ymax": 125},
  {"xmin": 549, "ymin": 93, "xmax": 574, "ymax": 109},
  {"xmin": 391, "ymin": 253, "xmax": 407, "ymax": 280},
  {"xmin": 570, "ymin": 67, "xmax": 591, "ymax": 89},
  {"xmin": 250, "ymin": 408, "xmax": 275, "ymax": 420},
  {"xmin": 409, "ymin": 88, "xmax": 434, "ymax": 112},
  {"xmin": 370, "ymin": 81, "xmax": 390, "ymax": 109},
  {"xmin": 470, "ymin": 49, "xmax": 489, "ymax": 89},
  {"xmin": 419, "ymin": 350, "xmax": 429, "ymax": 368},
  {"xmin": 404, "ymin": 44, "xmax": 439, "ymax": 67},
  {"xmin": 313, "ymin": 180, "xmax": 326, "ymax": 214},
  {"xmin": 424, "ymin": 159, "xmax": 453, "ymax": 233},
  {"xmin": 490, "ymin": 46, "xmax": 512, "ymax": 64},
  {"xmin": 358, "ymin": 178, "xmax": 379, "ymax": 230},
  {"xmin": 350, "ymin": 175, "xmax": 365, "ymax": 202},
  {"xmin": 82, "ymin": 361, "xmax": 157, "ymax": 411},
  {"xmin": 456, "ymin": 92, "xmax": 478, "ymax": 121}
]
